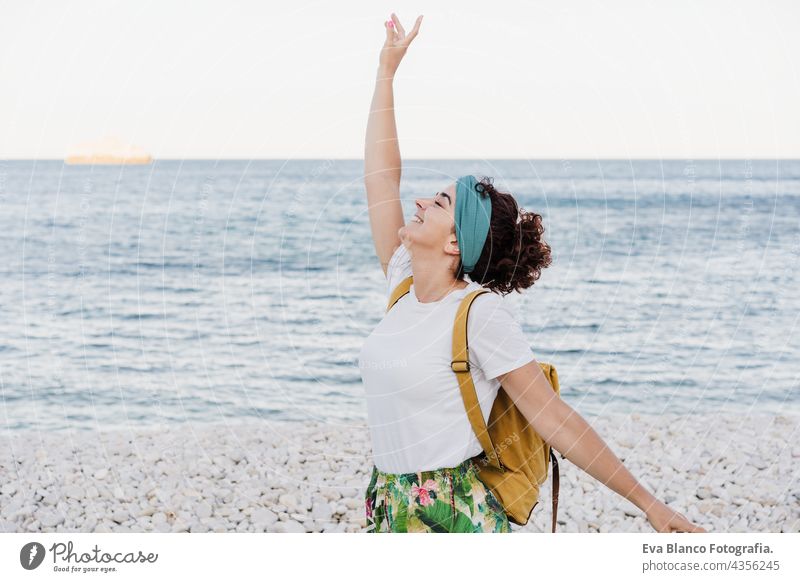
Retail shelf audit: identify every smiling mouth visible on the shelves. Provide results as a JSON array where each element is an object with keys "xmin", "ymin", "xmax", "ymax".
[{"xmin": 412, "ymin": 214, "xmax": 424, "ymax": 224}]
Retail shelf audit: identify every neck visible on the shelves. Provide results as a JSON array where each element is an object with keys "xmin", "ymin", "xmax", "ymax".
[{"xmin": 409, "ymin": 251, "xmax": 468, "ymax": 303}]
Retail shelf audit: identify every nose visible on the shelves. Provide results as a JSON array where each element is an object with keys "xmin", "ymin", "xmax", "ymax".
[{"xmin": 414, "ymin": 198, "xmax": 434, "ymax": 210}]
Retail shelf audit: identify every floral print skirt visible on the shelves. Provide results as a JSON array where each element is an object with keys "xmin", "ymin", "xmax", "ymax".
[{"xmin": 364, "ymin": 456, "xmax": 511, "ymax": 533}]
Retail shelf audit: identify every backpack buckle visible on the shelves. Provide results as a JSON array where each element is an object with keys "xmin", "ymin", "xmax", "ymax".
[{"xmin": 451, "ymin": 359, "xmax": 470, "ymax": 373}]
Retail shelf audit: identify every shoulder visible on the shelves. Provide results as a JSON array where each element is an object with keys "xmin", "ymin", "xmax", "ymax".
[
  {"xmin": 469, "ymin": 288, "xmax": 505, "ymax": 314},
  {"xmin": 467, "ymin": 289, "xmax": 515, "ymax": 327},
  {"xmin": 464, "ymin": 289, "xmax": 535, "ymax": 380}
]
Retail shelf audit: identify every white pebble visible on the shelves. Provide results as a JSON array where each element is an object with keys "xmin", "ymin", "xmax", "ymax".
[
  {"xmin": 38, "ymin": 511, "xmax": 64, "ymax": 528},
  {"xmin": 63, "ymin": 485, "xmax": 84, "ymax": 500},
  {"xmin": 277, "ymin": 519, "xmax": 306, "ymax": 533},
  {"xmin": 311, "ymin": 501, "xmax": 333, "ymax": 521},
  {"xmin": 251, "ymin": 508, "xmax": 278, "ymax": 528},
  {"xmin": 195, "ymin": 501, "xmax": 213, "ymax": 519}
]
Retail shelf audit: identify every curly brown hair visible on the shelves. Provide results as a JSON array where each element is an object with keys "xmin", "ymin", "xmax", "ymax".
[{"xmin": 452, "ymin": 176, "xmax": 552, "ymax": 295}]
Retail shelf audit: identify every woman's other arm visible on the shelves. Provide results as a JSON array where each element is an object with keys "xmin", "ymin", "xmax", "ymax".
[
  {"xmin": 364, "ymin": 13, "xmax": 422, "ymax": 276},
  {"xmin": 497, "ymin": 361, "xmax": 707, "ymax": 533}
]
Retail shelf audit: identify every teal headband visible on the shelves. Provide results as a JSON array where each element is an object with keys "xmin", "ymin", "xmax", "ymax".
[{"xmin": 454, "ymin": 175, "xmax": 492, "ymax": 274}]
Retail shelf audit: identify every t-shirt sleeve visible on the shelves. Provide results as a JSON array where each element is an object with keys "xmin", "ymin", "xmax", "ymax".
[
  {"xmin": 467, "ymin": 292, "xmax": 537, "ymax": 381},
  {"xmin": 386, "ymin": 243, "xmax": 413, "ymax": 301}
]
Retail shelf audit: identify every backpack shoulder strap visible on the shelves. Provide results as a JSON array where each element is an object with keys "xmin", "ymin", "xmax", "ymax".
[
  {"xmin": 451, "ymin": 289, "xmax": 504, "ymax": 471},
  {"xmin": 386, "ymin": 275, "xmax": 413, "ymax": 313}
]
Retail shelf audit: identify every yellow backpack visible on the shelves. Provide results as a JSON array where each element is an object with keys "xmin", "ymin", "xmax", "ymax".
[{"xmin": 387, "ymin": 275, "xmax": 561, "ymax": 531}]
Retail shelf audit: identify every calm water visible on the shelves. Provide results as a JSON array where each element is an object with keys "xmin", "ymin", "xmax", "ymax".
[{"xmin": 1, "ymin": 159, "xmax": 798, "ymax": 432}]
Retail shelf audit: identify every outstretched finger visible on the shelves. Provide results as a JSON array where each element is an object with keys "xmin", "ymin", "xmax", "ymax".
[
  {"xmin": 405, "ymin": 15, "xmax": 423, "ymax": 43},
  {"xmin": 384, "ymin": 19, "xmax": 394, "ymax": 43},
  {"xmin": 390, "ymin": 12, "xmax": 406, "ymax": 38},
  {"xmin": 384, "ymin": 19, "xmax": 398, "ymax": 44}
]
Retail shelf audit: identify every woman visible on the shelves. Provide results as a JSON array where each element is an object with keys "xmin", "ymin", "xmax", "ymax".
[{"xmin": 359, "ymin": 12, "xmax": 707, "ymax": 534}]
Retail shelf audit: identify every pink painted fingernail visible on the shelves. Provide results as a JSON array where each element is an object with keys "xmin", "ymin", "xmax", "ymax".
[{"xmin": 388, "ymin": 21, "xmax": 394, "ymax": 28}]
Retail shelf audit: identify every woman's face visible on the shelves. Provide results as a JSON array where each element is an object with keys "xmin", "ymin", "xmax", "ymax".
[{"xmin": 398, "ymin": 182, "xmax": 459, "ymax": 258}]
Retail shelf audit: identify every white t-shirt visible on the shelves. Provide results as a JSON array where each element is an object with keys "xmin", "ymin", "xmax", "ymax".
[{"xmin": 358, "ymin": 243, "xmax": 537, "ymax": 474}]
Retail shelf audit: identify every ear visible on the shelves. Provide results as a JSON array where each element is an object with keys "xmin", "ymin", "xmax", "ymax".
[{"xmin": 444, "ymin": 236, "xmax": 460, "ymax": 258}]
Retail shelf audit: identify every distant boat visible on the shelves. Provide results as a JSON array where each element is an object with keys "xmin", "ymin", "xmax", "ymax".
[
  {"xmin": 65, "ymin": 136, "xmax": 152, "ymax": 165},
  {"xmin": 65, "ymin": 154, "xmax": 152, "ymax": 165}
]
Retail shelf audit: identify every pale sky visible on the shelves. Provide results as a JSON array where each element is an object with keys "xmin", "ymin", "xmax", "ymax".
[{"xmin": 1, "ymin": 0, "xmax": 798, "ymax": 159}]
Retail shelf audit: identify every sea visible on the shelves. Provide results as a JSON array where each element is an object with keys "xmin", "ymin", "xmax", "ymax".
[{"xmin": 1, "ymin": 159, "xmax": 798, "ymax": 433}]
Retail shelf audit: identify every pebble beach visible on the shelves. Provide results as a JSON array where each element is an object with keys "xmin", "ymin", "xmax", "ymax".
[{"xmin": 1, "ymin": 412, "xmax": 798, "ymax": 534}]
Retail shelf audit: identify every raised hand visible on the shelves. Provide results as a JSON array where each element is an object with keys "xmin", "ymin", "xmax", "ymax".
[{"xmin": 379, "ymin": 12, "xmax": 423, "ymax": 75}]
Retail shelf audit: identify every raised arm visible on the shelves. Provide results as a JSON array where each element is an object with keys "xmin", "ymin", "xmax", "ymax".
[{"xmin": 364, "ymin": 13, "xmax": 423, "ymax": 276}]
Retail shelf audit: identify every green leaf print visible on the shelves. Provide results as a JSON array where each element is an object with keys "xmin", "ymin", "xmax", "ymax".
[
  {"xmin": 373, "ymin": 499, "xmax": 385, "ymax": 532},
  {"xmin": 451, "ymin": 509, "xmax": 478, "ymax": 533},
  {"xmin": 393, "ymin": 498, "xmax": 409, "ymax": 532},
  {"xmin": 418, "ymin": 499, "xmax": 455, "ymax": 533}
]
